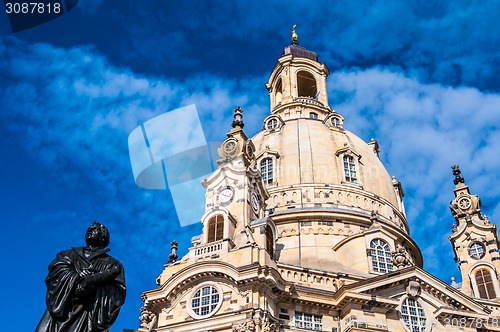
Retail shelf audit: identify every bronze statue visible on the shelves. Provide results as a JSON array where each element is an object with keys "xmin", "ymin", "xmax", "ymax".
[{"xmin": 35, "ymin": 222, "xmax": 126, "ymax": 332}]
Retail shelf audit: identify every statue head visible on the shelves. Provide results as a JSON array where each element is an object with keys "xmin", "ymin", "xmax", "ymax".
[{"xmin": 85, "ymin": 221, "xmax": 110, "ymax": 249}]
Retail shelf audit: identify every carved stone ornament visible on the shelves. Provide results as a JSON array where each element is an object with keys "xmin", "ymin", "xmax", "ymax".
[
  {"xmin": 406, "ymin": 280, "xmax": 421, "ymax": 298},
  {"xmin": 232, "ymin": 318, "xmax": 256, "ymax": 332},
  {"xmin": 450, "ymin": 194, "xmax": 482, "ymax": 217},
  {"xmin": 245, "ymin": 140, "xmax": 255, "ymax": 159},
  {"xmin": 217, "ymin": 138, "xmax": 239, "ymax": 161},
  {"xmin": 452, "ymin": 164, "xmax": 464, "ymax": 185},
  {"xmin": 392, "ymin": 244, "xmax": 413, "ymax": 269},
  {"xmin": 232, "ymin": 106, "xmax": 245, "ymax": 129},
  {"xmin": 168, "ymin": 240, "xmax": 178, "ymax": 263},
  {"xmin": 139, "ymin": 307, "xmax": 156, "ymax": 329},
  {"xmin": 262, "ymin": 321, "xmax": 277, "ymax": 332}
]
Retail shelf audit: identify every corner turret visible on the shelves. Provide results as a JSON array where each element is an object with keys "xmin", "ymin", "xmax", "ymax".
[{"xmin": 449, "ymin": 165, "xmax": 500, "ymax": 300}]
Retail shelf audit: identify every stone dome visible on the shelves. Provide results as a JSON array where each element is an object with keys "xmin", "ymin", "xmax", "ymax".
[
  {"xmin": 252, "ymin": 118, "xmax": 400, "ymax": 210},
  {"xmin": 242, "ymin": 39, "xmax": 421, "ymax": 275}
]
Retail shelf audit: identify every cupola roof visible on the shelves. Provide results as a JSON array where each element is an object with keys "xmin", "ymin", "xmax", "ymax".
[{"xmin": 282, "ymin": 24, "xmax": 318, "ymax": 61}]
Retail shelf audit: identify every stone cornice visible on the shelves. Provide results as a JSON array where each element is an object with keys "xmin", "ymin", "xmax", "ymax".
[
  {"xmin": 142, "ymin": 261, "xmax": 289, "ymax": 312},
  {"xmin": 339, "ymin": 266, "xmax": 492, "ymax": 315}
]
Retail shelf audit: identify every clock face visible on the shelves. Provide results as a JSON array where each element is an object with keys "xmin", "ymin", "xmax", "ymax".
[
  {"xmin": 224, "ymin": 141, "xmax": 237, "ymax": 154},
  {"xmin": 246, "ymin": 142, "xmax": 254, "ymax": 158},
  {"xmin": 218, "ymin": 187, "xmax": 234, "ymax": 204},
  {"xmin": 251, "ymin": 193, "xmax": 259, "ymax": 212}
]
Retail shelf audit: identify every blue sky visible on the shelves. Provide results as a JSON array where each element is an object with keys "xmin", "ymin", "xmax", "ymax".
[{"xmin": 1, "ymin": 1, "xmax": 499, "ymax": 330}]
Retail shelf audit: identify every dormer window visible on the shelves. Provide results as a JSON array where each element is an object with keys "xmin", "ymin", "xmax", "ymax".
[
  {"xmin": 263, "ymin": 115, "xmax": 284, "ymax": 132},
  {"xmin": 260, "ymin": 158, "xmax": 274, "ymax": 185},
  {"xmin": 370, "ymin": 239, "xmax": 393, "ymax": 273},
  {"xmin": 343, "ymin": 155, "xmax": 357, "ymax": 183},
  {"xmin": 324, "ymin": 113, "xmax": 345, "ymax": 130},
  {"xmin": 336, "ymin": 148, "xmax": 362, "ymax": 185},
  {"xmin": 267, "ymin": 118, "xmax": 278, "ymax": 130},
  {"xmin": 297, "ymin": 70, "xmax": 317, "ymax": 98},
  {"xmin": 332, "ymin": 117, "xmax": 342, "ymax": 128},
  {"xmin": 309, "ymin": 112, "xmax": 318, "ymax": 119}
]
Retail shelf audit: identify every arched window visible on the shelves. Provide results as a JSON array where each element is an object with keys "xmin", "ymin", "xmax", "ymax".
[
  {"xmin": 207, "ymin": 214, "xmax": 224, "ymax": 243},
  {"xmin": 297, "ymin": 71, "xmax": 317, "ymax": 98},
  {"xmin": 370, "ymin": 239, "xmax": 393, "ymax": 273},
  {"xmin": 260, "ymin": 158, "xmax": 273, "ymax": 185},
  {"xmin": 275, "ymin": 79, "xmax": 283, "ymax": 105},
  {"xmin": 475, "ymin": 268, "xmax": 496, "ymax": 299},
  {"xmin": 266, "ymin": 225, "xmax": 274, "ymax": 256},
  {"xmin": 343, "ymin": 155, "xmax": 357, "ymax": 183},
  {"xmin": 401, "ymin": 298, "xmax": 426, "ymax": 332},
  {"xmin": 309, "ymin": 112, "xmax": 318, "ymax": 119}
]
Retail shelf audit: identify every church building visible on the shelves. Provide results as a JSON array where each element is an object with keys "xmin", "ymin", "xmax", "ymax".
[{"xmin": 132, "ymin": 28, "xmax": 500, "ymax": 332}]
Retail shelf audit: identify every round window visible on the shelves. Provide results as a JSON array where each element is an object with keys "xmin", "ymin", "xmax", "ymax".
[
  {"xmin": 401, "ymin": 298, "xmax": 426, "ymax": 332},
  {"xmin": 267, "ymin": 118, "xmax": 278, "ymax": 130},
  {"xmin": 470, "ymin": 242, "xmax": 486, "ymax": 259},
  {"xmin": 331, "ymin": 117, "xmax": 342, "ymax": 128},
  {"xmin": 188, "ymin": 284, "xmax": 222, "ymax": 319}
]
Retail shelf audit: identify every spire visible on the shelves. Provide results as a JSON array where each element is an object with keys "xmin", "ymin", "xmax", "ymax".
[
  {"xmin": 449, "ymin": 164, "xmax": 482, "ymax": 221},
  {"xmin": 226, "ymin": 105, "xmax": 248, "ymax": 141},
  {"xmin": 232, "ymin": 106, "xmax": 244, "ymax": 129},
  {"xmin": 291, "ymin": 24, "xmax": 299, "ymax": 45},
  {"xmin": 452, "ymin": 164, "xmax": 465, "ymax": 185},
  {"xmin": 168, "ymin": 240, "xmax": 178, "ymax": 263}
]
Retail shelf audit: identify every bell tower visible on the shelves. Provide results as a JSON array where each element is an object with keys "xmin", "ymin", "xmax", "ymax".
[
  {"xmin": 198, "ymin": 106, "xmax": 269, "ymax": 249},
  {"xmin": 449, "ymin": 165, "xmax": 500, "ymax": 300}
]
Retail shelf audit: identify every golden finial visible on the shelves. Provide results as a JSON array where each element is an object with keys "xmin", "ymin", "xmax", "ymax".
[{"xmin": 291, "ymin": 24, "xmax": 298, "ymax": 45}]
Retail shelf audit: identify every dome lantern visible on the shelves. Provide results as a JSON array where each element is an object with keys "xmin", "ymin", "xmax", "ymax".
[{"xmin": 266, "ymin": 26, "xmax": 331, "ymax": 120}]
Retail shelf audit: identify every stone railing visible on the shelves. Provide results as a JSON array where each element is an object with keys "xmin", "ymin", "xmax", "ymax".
[
  {"xmin": 194, "ymin": 241, "xmax": 223, "ymax": 257},
  {"xmin": 293, "ymin": 96, "xmax": 324, "ymax": 107},
  {"xmin": 267, "ymin": 184, "xmax": 408, "ymax": 233},
  {"xmin": 279, "ymin": 268, "xmax": 340, "ymax": 289}
]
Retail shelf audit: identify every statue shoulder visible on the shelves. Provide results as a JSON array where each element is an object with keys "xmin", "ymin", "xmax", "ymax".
[{"xmin": 55, "ymin": 247, "xmax": 79, "ymax": 258}]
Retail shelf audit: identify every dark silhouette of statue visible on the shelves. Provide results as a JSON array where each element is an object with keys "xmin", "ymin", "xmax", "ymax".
[{"xmin": 35, "ymin": 222, "xmax": 126, "ymax": 332}]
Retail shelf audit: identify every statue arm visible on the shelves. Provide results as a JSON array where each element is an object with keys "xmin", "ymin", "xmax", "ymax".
[
  {"xmin": 44, "ymin": 250, "xmax": 83, "ymax": 319},
  {"xmin": 83, "ymin": 266, "xmax": 121, "ymax": 285},
  {"xmin": 89, "ymin": 259, "xmax": 126, "ymax": 330}
]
